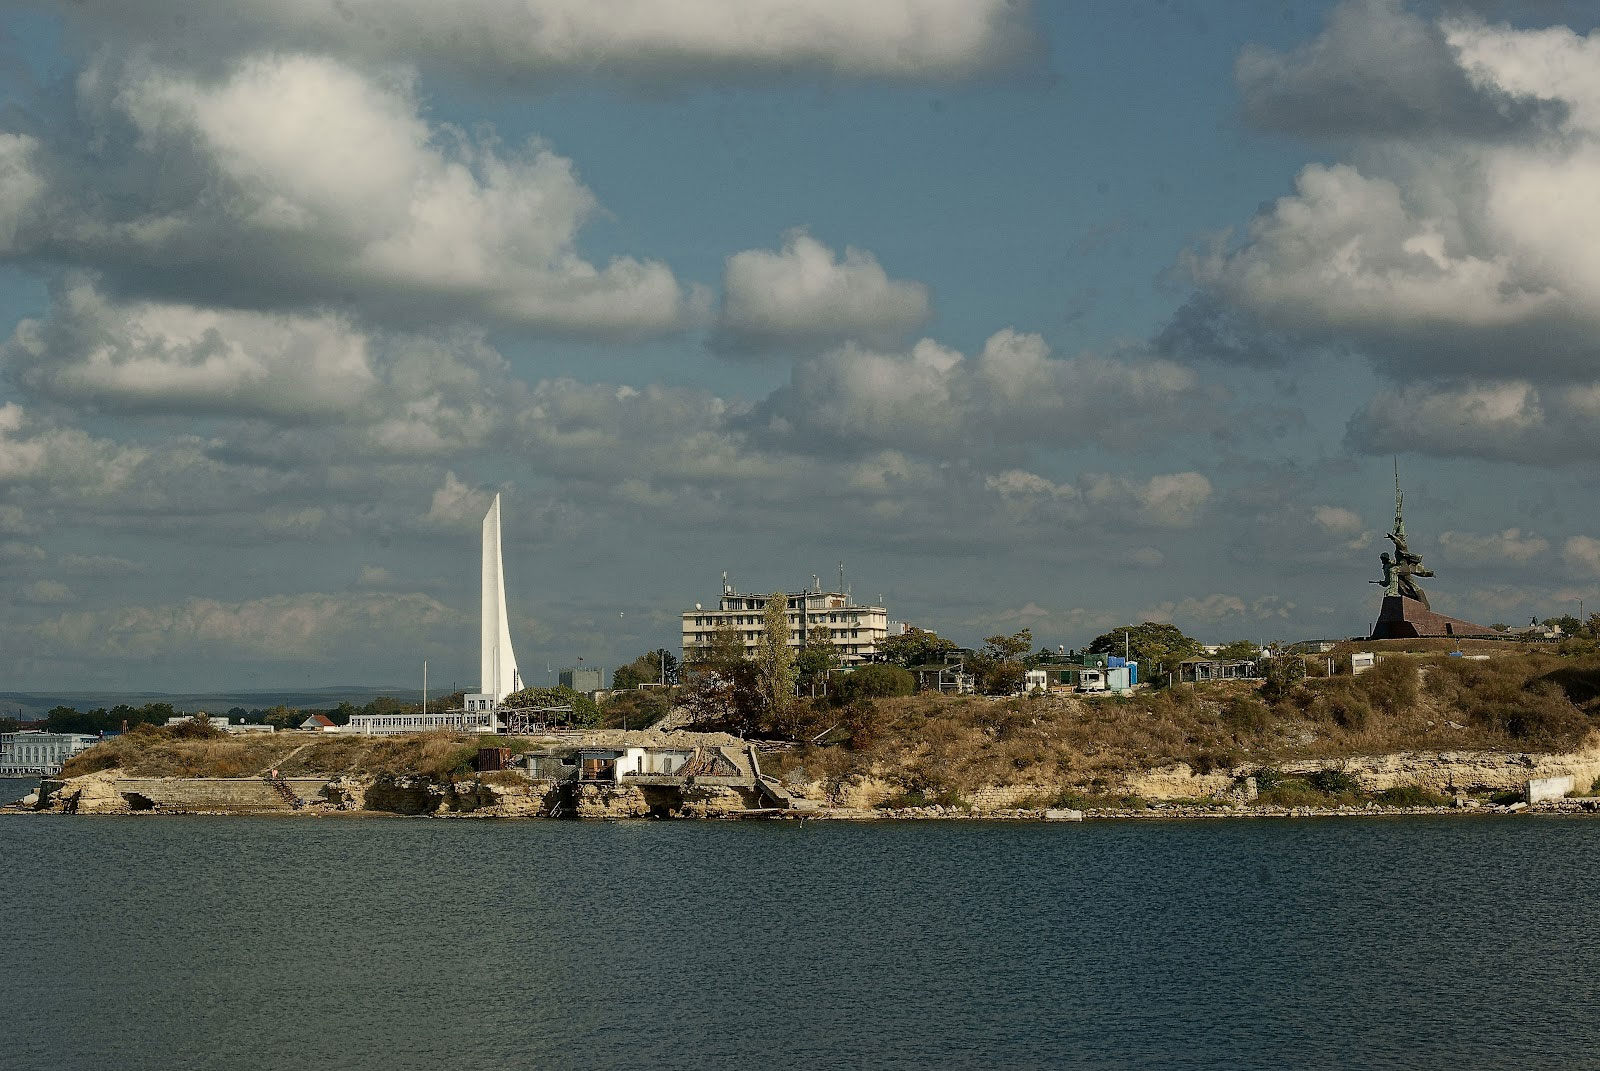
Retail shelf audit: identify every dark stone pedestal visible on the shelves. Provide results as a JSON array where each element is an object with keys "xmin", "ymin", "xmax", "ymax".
[{"xmin": 1369, "ymin": 596, "xmax": 1497, "ymax": 640}]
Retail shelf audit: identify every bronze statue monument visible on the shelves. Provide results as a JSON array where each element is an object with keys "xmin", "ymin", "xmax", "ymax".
[{"xmin": 1368, "ymin": 462, "xmax": 1494, "ymax": 640}]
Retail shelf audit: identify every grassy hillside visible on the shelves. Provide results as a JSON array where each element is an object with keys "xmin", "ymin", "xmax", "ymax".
[
  {"xmin": 60, "ymin": 726, "xmax": 488, "ymax": 781},
  {"xmin": 57, "ymin": 651, "xmax": 1600, "ymax": 802},
  {"xmin": 764, "ymin": 651, "xmax": 1600, "ymax": 798}
]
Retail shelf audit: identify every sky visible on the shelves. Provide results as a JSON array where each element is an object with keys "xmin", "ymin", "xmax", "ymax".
[{"xmin": 4, "ymin": 0, "xmax": 1600, "ymax": 692}]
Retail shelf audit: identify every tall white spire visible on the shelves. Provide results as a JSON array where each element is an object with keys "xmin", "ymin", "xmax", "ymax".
[{"xmin": 480, "ymin": 493, "xmax": 520, "ymax": 702}]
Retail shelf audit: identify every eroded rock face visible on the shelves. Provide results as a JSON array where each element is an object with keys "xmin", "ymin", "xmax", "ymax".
[
  {"xmin": 37, "ymin": 772, "xmax": 132, "ymax": 814},
  {"xmin": 571, "ymin": 782, "xmax": 649, "ymax": 819},
  {"xmin": 680, "ymin": 784, "xmax": 759, "ymax": 818},
  {"xmin": 829, "ymin": 776, "xmax": 901, "ymax": 809},
  {"xmin": 362, "ymin": 776, "xmax": 442, "ymax": 815}
]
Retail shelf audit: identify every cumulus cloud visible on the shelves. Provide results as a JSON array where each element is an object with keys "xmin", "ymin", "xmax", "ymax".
[
  {"xmin": 1237, "ymin": 0, "xmax": 1562, "ymax": 138},
  {"xmin": 4, "ymin": 279, "xmax": 517, "ymax": 454},
  {"xmin": 715, "ymin": 230, "xmax": 930, "ymax": 354},
  {"xmin": 33, "ymin": 591, "xmax": 465, "ymax": 660},
  {"xmin": 60, "ymin": 0, "xmax": 1036, "ymax": 85},
  {"xmin": 1343, "ymin": 378, "xmax": 1600, "ymax": 462},
  {"xmin": 424, "ymin": 472, "xmax": 496, "ymax": 531},
  {"xmin": 22, "ymin": 579, "xmax": 75, "ymax": 605},
  {"xmin": 10, "ymin": 54, "xmax": 687, "ymax": 335},
  {"xmin": 1563, "ymin": 535, "xmax": 1600, "ymax": 577},
  {"xmin": 0, "ymin": 402, "xmax": 148, "ymax": 493},
  {"xmin": 759, "ymin": 329, "xmax": 1211, "ymax": 458},
  {"xmin": 985, "ymin": 468, "xmax": 1212, "ymax": 529},
  {"xmin": 1438, "ymin": 527, "xmax": 1550, "ymax": 563},
  {"xmin": 1174, "ymin": 4, "xmax": 1600, "ymax": 398},
  {"xmin": 0, "ymin": 133, "xmax": 44, "ymax": 254},
  {"xmin": 1312, "ymin": 505, "xmax": 1364, "ymax": 538}
]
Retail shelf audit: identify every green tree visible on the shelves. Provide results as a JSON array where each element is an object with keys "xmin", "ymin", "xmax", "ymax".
[
  {"xmin": 686, "ymin": 620, "xmax": 746, "ymax": 681},
  {"xmin": 1588, "ymin": 613, "xmax": 1600, "ymax": 640},
  {"xmin": 1543, "ymin": 615, "xmax": 1583, "ymax": 635},
  {"xmin": 1216, "ymin": 640, "xmax": 1263, "ymax": 661},
  {"xmin": 601, "ymin": 688, "xmax": 670, "ymax": 730},
  {"xmin": 614, "ymin": 650, "xmax": 680, "ymax": 689},
  {"xmin": 1259, "ymin": 654, "xmax": 1307, "ymax": 701},
  {"xmin": 1088, "ymin": 622, "xmax": 1202, "ymax": 682},
  {"xmin": 504, "ymin": 685, "xmax": 599, "ymax": 728},
  {"xmin": 796, "ymin": 625, "xmax": 842, "ymax": 697},
  {"xmin": 876, "ymin": 626, "xmax": 957, "ymax": 668},
  {"xmin": 970, "ymin": 628, "xmax": 1032, "ymax": 695},
  {"xmin": 835, "ymin": 663, "xmax": 915, "ymax": 703},
  {"xmin": 679, "ymin": 660, "xmax": 761, "ymax": 733},
  {"xmin": 756, "ymin": 590, "xmax": 797, "ymax": 719}
]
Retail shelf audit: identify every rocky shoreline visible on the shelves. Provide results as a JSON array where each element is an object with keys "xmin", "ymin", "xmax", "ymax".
[
  {"xmin": 14, "ymin": 732, "xmax": 1600, "ymax": 823},
  {"xmin": 10, "ymin": 777, "xmax": 1600, "ymax": 823}
]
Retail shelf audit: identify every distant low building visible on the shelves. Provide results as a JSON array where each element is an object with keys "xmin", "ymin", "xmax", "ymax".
[
  {"xmin": 0, "ymin": 731, "xmax": 98, "ymax": 776},
  {"xmin": 298, "ymin": 714, "xmax": 339, "ymax": 732},
  {"xmin": 346, "ymin": 710, "xmax": 502, "ymax": 736}
]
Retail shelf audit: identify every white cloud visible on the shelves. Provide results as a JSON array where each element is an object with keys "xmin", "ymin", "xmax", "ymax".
[
  {"xmin": 1138, "ymin": 594, "xmax": 1250, "ymax": 623},
  {"xmin": 717, "ymin": 230, "xmax": 930, "ymax": 353},
  {"xmin": 1438, "ymin": 528, "xmax": 1550, "ymax": 563},
  {"xmin": 762, "ymin": 329, "xmax": 1208, "ymax": 457},
  {"xmin": 0, "ymin": 402, "xmax": 148, "ymax": 494},
  {"xmin": 1343, "ymin": 378, "xmax": 1600, "ymax": 462},
  {"xmin": 22, "ymin": 579, "xmax": 75, "ymax": 605},
  {"xmin": 1312, "ymin": 505, "xmax": 1363, "ymax": 537},
  {"xmin": 1180, "ymin": 6, "xmax": 1600, "ymax": 389},
  {"xmin": 359, "ymin": 565, "xmax": 395, "ymax": 587},
  {"xmin": 986, "ymin": 468, "xmax": 1212, "ymax": 529},
  {"xmin": 6, "ymin": 279, "xmax": 377, "ymax": 420},
  {"xmin": 18, "ymin": 54, "xmax": 687, "ymax": 335},
  {"xmin": 1563, "ymin": 535, "xmax": 1600, "ymax": 577},
  {"xmin": 1236, "ymin": 0, "xmax": 1559, "ymax": 138},
  {"xmin": 424, "ymin": 472, "xmax": 496, "ymax": 531},
  {"xmin": 4, "ymin": 280, "xmax": 517, "ymax": 454},
  {"xmin": 63, "ymin": 0, "xmax": 1035, "ymax": 84},
  {"xmin": 0, "ymin": 133, "xmax": 44, "ymax": 255},
  {"xmin": 33, "ymin": 591, "xmax": 465, "ymax": 660}
]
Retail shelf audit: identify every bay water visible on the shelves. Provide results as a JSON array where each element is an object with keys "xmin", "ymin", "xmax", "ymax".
[{"xmin": 2, "ymin": 805, "xmax": 1597, "ymax": 1070}]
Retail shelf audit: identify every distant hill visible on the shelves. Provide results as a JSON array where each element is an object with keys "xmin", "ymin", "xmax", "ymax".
[{"xmin": 0, "ymin": 687, "xmax": 415, "ymax": 723}]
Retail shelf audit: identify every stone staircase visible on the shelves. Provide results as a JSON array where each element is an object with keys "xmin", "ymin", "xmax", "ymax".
[{"xmin": 260, "ymin": 773, "xmax": 304, "ymax": 810}]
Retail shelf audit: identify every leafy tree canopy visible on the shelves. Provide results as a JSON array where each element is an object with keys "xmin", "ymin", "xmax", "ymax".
[
  {"xmin": 1087, "ymin": 622, "xmax": 1202, "ymax": 676},
  {"xmin": 1215, "ymin": 640, "xmax": 1263, "ymax": 661},
  {"xmin": 613, "ymin": 650, "xmax": 679, "ymax": 689},
  {"xmin": 877, "ymin": 626, "xmax": 957, "ymax": 668},
  {"xmin": 834, "ymin": 663, "xmax": 915, "ymax": 704},
  {"xmin": 503, "ymin": 685, "xmax": 599, "ymax": 727}
]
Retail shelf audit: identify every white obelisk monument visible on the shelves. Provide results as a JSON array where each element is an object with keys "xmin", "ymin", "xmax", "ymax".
[{"xmin": 464, "ymin": 493, "xmax": 521, "ymax": 710}]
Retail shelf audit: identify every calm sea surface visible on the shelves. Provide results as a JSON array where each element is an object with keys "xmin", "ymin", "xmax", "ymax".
[{"xmin": 2, "ymin": 801, "xmax": 1598, "ymax": 1070}]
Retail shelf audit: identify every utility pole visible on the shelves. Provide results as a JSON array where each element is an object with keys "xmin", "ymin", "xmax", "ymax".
[{"xmin": 422, "ymin": 660, "xmax": 428, "ymax": 716}]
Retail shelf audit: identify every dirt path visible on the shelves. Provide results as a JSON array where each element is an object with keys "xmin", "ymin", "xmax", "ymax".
[{"xmin": 254, "ymin": 741, "xmax": 314, "ymax": 777}]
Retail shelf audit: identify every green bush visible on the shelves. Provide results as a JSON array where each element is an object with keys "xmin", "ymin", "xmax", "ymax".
[
  {"xmin": 1222, "ymin": 694, "xmax": 1272, "ymax": 732},
  {"xmin": 1257, "ymin": 779, "xmax": 1328, "ymax": 807},
  {"xmin": 877, "ymin": 785, "xmax": 969, "ymax": 810},
  {"xmin": 1374, "ymin": 785, "xmax": 1449, "ymax": 807},
  {"xmin": 1306, "ymin": 768, "xmax": 1361, "ymax": 795},
  {"xmin": 1362, "ymin": 657, "xmax": 1419, "ymax": 715},
  {"xmin": 835, "ymin": 664, "xmax": 915, "ymax": 703},
  {"xmin": 1252, "ymin": 766, "xmax": 1286, "ymax": 790}
]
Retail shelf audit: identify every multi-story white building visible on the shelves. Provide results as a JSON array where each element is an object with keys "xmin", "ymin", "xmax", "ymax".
[
  {"xmin": 681, "ymin": 576, "xmax": 894, "ymax": 665},
  {"xmin": 0, "ymin": 732, "xmax": 98, "ymax": 776}
]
